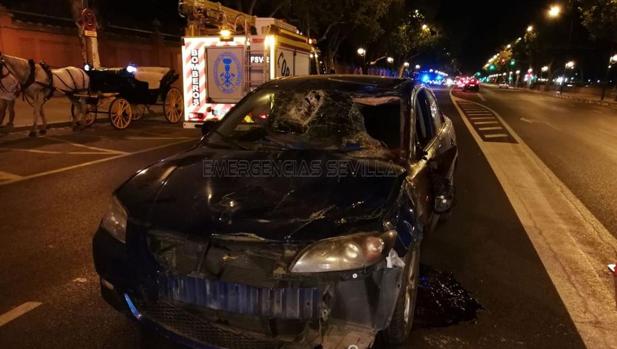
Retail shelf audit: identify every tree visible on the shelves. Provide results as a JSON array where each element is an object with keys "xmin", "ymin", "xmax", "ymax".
[
  {"xmin": 579, "ymin": 0, "xmax": 617, "ymax": 47},
  {"xmin": 383, "ymin": 9, "xmax": 441, "ymax": 61}
]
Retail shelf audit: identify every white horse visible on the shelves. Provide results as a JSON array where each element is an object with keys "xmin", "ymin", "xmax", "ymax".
[
  {"xmin": 0, "ymin": 62, "xmax": 19, "ymax": 130},
  {"xmin": 0, "ymin": 52, "xmax": 89, "ymax": 137}
]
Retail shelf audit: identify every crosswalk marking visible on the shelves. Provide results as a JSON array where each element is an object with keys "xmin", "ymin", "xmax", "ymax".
[
  {"xmin": 468, "ymin": 116, "xmax": 495, "ymax": 120},
  {"xmin": 473, "ymin": 121, "xmax": 499, "ymax": 125},
  {"xmin": 478, "ymin": 126, "xmax": 503, "ymax": 131},
  {"xmin": 483, "ymin": 133, "xmax": 509, "ymax": 138}
]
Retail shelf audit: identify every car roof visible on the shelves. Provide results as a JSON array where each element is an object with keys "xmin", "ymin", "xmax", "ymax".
[{"xmin": 263, "ymin": 75, "xmax": 414, "ymax": 96}]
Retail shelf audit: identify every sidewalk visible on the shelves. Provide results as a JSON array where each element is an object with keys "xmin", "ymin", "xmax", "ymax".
[{"xmin": 0, "ymin": 97, "xmax": 75, "ymax": 130}]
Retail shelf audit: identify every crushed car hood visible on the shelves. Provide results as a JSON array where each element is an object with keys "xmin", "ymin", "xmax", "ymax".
[{"xmin": 117, "ymin": 146, "xmax": 406, "ymax": 242}]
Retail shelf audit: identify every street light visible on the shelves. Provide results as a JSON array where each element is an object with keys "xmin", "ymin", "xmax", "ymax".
[
  {"xmin": 541, "ymin": 66, "xmax": 549, "ymax": 72},
  {"xmin": 548, "ymin": 4, "xmax": 562, "ymax": 18},
  {"xmin": 403, "ymin": 62, "xmax": 410, "ymax": 68},
  {"xmin": 357, "ymin": 48, "xmax": 366, "ymax": 57},
  {"xmin": 527, "ymin": 25, "xmax": 534, "ymax": 33},
  {"xmin": 415, "ymin": 64, "xmax": 421, "ymax": 70},
  {"xmin": 565, "ymin": 61, "xmax": 575, "ymax": 69},
  {"xmin": 421, "ymin": 24, "xmax": 429, "ymax": 31},
  {"xmin": 601, "ymin": 54, "xmax": 617, "ymax": 100},
  {"xmin": 387, "ymin": 57, "xmax": 394, "ymax": 64}
]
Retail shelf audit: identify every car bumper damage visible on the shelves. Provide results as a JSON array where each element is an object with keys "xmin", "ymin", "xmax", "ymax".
[{"xmin": 93, "ymin": 227, "xmax": 405, "ymax": 349}]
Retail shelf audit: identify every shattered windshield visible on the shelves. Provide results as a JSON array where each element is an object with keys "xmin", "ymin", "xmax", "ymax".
[{"xmin": 207, "ymin": 87, "xmax": 403, "ymax": 156}]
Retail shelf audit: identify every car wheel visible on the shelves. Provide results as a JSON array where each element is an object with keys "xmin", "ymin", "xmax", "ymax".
[{"xmin": 383, "ymin": 241, "xmax": 421, "ymax": 345}]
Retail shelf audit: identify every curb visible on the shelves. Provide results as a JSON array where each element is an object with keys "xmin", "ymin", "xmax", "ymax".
[{"xmin": 486, "ymin": 84, "xmax": 617, "ymax": 109}]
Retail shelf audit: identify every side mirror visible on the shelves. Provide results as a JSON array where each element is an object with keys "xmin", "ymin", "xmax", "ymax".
[{"xmin": 201, "ymin": 120, "xmax": 220, "ymax": 137}]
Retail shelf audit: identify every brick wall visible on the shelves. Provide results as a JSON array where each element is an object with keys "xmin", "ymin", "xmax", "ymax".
[{"xmin": 0, "ymin": 9, "xmax": 182, "ymax": 80}]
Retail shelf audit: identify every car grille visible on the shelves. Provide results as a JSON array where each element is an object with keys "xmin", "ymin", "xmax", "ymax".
[
  {"xmin": 139, "ymin": 300, "xmax": 285, "ymax": 349},
  {"xmin": 159, "ymin": 274, "xmax": 321, "ymax": 320}
]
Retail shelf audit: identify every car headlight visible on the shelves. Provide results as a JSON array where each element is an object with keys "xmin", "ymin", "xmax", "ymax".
[
  {"xmin": 101, "ymin": 196, "xmax": 128, "ymax": 243},
  {"xmin": 290, "ymin": 231, "xmax": 396, "ymax": 273}
]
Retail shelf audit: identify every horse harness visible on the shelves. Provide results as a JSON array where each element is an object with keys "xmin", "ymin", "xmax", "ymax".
[
  {"xmin": 0, "ymin": 60, "xmax": 20, "ymax": 97},
  {"xmin": 0, "ymin": 57, "xmax": 87, "ymax": 101}
]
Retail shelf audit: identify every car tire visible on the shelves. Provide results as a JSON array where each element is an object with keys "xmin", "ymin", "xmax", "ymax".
[{"xmin": 383, "ymin": 241, "xmax": 421, "ymax": 345}]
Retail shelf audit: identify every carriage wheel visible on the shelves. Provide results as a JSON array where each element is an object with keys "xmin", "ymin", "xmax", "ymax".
[
  {"xmin": 109, "ymin": 98, "xmax": 132, "ymax": 130},
  {"xmin": 132, "ymin": 104, "xmax": 146, "ymax": 121},
  {"xmin": 163, "ymin": 87, "xmax": 183, "ymax": 124},
  {"xmin": 71, "ymin": 103, "xmax": 97, "ymax": 127}
]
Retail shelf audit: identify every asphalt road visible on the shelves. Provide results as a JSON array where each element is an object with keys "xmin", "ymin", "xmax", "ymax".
[{"xmin": 0, "ymin": 89, "xmax": 601, "ymax": 348}]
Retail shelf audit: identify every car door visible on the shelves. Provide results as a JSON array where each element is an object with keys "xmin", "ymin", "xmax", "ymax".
[
  {"xmin": 404, "ymin": 86, "xmax": 437, "ymax": 231},
  {"xmin": 423, "ymin": 89, "xmax": 458, "ymax": 182}
]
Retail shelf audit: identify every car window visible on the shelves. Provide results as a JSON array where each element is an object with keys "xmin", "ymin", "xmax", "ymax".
[
  {"xmin": 209, "ymin": 88, "xmax": 402, "ymax": 156},
  {"xmin": 426, "ymin": 91, "xmax": 443, "ymax": 130},
  {"xmin": 414, "ymin": 89, "xmax": 436, "ymax": 149}
]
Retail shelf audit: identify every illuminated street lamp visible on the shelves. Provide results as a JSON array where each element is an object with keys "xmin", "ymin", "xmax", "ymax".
[
  {"xmin": 357, "ymin": 48, "xmax": 367, "ymax": 74},
  {"xmin": 541, "ymin": 66, "xmax": 549, "ymax": 72},
  {"xmin": 527, "ymin": 25, "xmax": 534, "ymax": 33},
  {"xmin": 421, "ymin": 24, "xmax": 429, "ymax": 32},
  {"xmin": 387, "ymin": 57, "xmax": 394, "ymax": 64},
  {"xmin": 601, "ymin": 54, "xmax": 617, "ymax": 100},
  {"xmin": 548, "ymin": 4, "xmax": 562, "ymax": 18},
  {"xmin": 403, "ymin": 62, "xmax": 410, "ymax": 68},
  {"xmin": 565, "ymin": 61, "xmax": 575, "ymax": 69},
  {"xmin": 415, "ymin": 64, "xmax": 421, "ymax": 70},
  {"xmin": 506, "ymin": 44, "xmax": 512, "ymax": 49}
]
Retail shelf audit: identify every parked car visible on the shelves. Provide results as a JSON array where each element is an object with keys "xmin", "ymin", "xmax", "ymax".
[{"xmin": 93, "ymin": 75, "xmax": 458, "ymax": 349}]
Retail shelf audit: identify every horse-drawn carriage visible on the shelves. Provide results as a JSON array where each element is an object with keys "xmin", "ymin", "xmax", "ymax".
[{"xmin": 73, "ymin": 66, "xmax": 184, "ymax": 129}]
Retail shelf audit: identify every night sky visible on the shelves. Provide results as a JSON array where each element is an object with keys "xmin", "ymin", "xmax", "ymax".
[{"xmin": 425, "ymin": 0, "xmax": 541, "ymax": 72}]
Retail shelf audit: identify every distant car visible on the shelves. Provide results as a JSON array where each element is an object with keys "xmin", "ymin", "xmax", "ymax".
[
  {"xmin": 93, "ymin": 75, "xmax": 458, "ymax": 349},
  {"xmin": 463, "ymin": 77, "xmax": 480, "ymax": 92}
]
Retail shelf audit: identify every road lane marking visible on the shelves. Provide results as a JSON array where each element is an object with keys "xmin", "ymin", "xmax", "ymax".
[
  {"xmin": 468, "ymin": 116, "xmax": 495, "ymax": 120},
  {"xmin": 478, "ymin": 126, "xmax": 503, "ymax": 131},
  {"xmin": 0, "ymin": 147, "xmax": 113, "ymax": 155},
  {"xmin": 0, "ymin": 139, "xmax": 195, "ymax": 187},
  {"xmin": 473, "ymin": 121, "xmax": 499, "ymax": 125},
  {"xmin": 483, "ymin": 133, "xmax": 509, "ymax": 138},
  {"xmin": 0, "ymin": 302, "xmax": 42, "ymax": 327},
  {"xmin": 45, "ymin": 136, "xmax": 127, "ymax": 155},
  {"xmin": 0, "ymin": 170, "xmax": 22, "ymax": 180},
  {"xmin": 478, "ymin": 93, "xmax": 487, "ymax": 101},
  {"xmin": 450, "ymin": 90, "xmax": 617, "ymax": 348},
  {"xmin": 125, "ymin": 136, "xmax": 193, "ymax": 141}
]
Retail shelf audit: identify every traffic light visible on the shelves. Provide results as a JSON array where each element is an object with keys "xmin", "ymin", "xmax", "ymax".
[
  {"xmin": 489, "ymin": 64, "xmax": 496, "ymax": 71},
  {"xmin": 510, "ymin": 59, "xmax": 516, "ymax": 66}
]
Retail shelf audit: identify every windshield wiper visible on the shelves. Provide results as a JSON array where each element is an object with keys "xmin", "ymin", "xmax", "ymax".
[{"xmin": 256, "ymin": 136, "xmax": 299, "ymax": 150}]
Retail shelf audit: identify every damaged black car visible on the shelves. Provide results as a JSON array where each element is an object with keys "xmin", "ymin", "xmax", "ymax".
[{"xmin": 92, "ymin": 75, "xmax": 458, "ymax": 349}]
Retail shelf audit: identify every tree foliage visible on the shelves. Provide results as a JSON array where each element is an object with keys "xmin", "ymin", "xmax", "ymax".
[
  {"xmin": 579, "ymin": 0, "xmax": 617, "ymax": 46},
  {"xmin": 221, "ymin": 0, "xmax": 439, "ymax": 69}
]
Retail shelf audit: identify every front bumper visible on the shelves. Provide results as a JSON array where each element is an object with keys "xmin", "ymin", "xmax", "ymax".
[{"xmin": 93, "ymin": 228, "xmax": 403, "ymax": 349}]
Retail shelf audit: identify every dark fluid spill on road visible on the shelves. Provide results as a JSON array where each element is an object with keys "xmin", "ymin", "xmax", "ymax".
[{"xmin": 413, "ymin": 264, "xmax": 482, "ymax": 328}]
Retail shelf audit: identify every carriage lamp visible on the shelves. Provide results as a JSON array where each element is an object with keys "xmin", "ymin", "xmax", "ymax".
[
  {"xmin": 126, "ymin": 64, "xmax": 137, "ymax": 74},
  {"xmin": 84, "ymin": 64, "xmax": 91, "ymax": 72}
]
